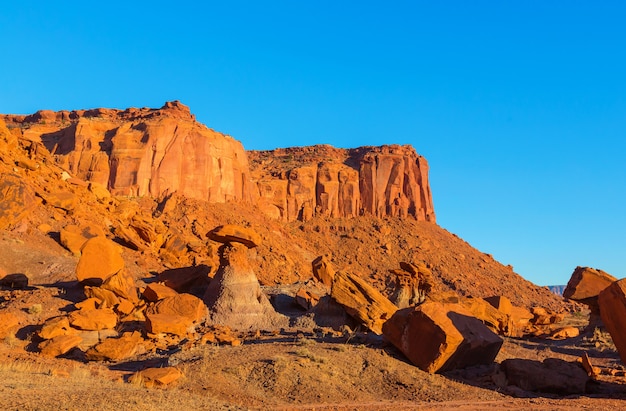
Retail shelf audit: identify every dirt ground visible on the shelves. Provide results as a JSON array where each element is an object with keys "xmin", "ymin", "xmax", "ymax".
[{"xmin": 1, "ymin": 330, "xmax": 626, "ymax": 410}]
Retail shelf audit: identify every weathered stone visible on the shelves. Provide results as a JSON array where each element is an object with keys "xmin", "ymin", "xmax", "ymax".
[
  {"xmin": 208, "ymin": 225, "xmax": 261, "ymax": 248},
  {"xmin": 145, "ymin": 313, "xmax": 189, "ymax": 336},
  {"xmin": 76, "ymin": 236, "xmax": 124, "ymax": 285},
  {"xmin": 330, "ymin": 271, "xmax": 398, "ymax": 335},
  {"xmin": 145, "ymin": 293, "xmax": 207, "ymax": 336},
  {"xmin": 565, "ymin": 267, "xmax": 617, "ymax": 328},
  {"xmin": 75, "ymin": 297, "xmax": 100, "ymax": 311},
  {"xmin": 564, "ymin": 266, "xmax": 617, "ymax": 301},
  {"xmin": 39, "ymin": 335, "xmax": 83, "ymax": 358},
  {"xmin": 68, "ymin": 308, "xmax": 117, "ymax": 331},
  {"xmin": 0, "ymin": 174, "xmax": 38, "ymax": 230},
  {"xmin": 115, "ymin": 214, "xmax": 167, "ymax": 251},
  {"xmin": 530, "ymin": 307, "xmax": 563, "ymax": 326},
  {"xmin": 39, "ymin": 316, "xmax": 77, "ymax": 340},
  {"xmin": 464, "ymin": 297, "xmax": 516, "ymax": 337},
  {"xmin": 88, "ymin": 182, "xmax": 110, "ymax": 200},
  {"xmin": 312, "ymin": 256, "xmax": 335, "ymax": 288},
  {"xmin": 295, "ymin": 287, "xmax": 321, "ymax": 310},
  {"xmin": 101, "ymin": 271, "xmax": 138, "ymax": 303},
  {"xmin": 249, "ymin": 144, "xmax": 436, "ymax": 222},
  {"xmin": 85, "ymin": 331, "xmax": 143, "ymax": 361},
  {"xmin": 484, "ymin": 296, "xmax": 513, "ymax": 315},
  {"xmin": 390, "ymin": 262, "xmax": 433, "ymax": 308},
  {"xmin": 550, "ymin": 326, "xmax": 580, "ymax": 340},
  {"xmin": 142, "ymin": 282, "xmax": 179, "ymax": 302},
  {"xmin": 130, "ymin": 367, "xmax": 183, "ymax": 388},
  {"xmin": 501, "ymin": 358, "xmax": 589, "ymax": 394},
  {"xmin": 382, "ymin": 301, "xmax": 503, "ymax": 373},
  {"xmin": 580, "ymin": 352, "xmax": 597, "ymax": 378},
  {"xmin": 115, "ymin": 298, "xmax": 136, "ymax": 315},
  {"xmin": 161, "ymin": 232, "xmax": 189, "ymax": 260},
  {"xmin": 204, "ymin": 243, "xmax": 287, "ymax": 330},
  {"xmin": 76, "ymin": 329, "xmax": 118, "ymax": 351},
  {"xmin": 41, "ymin": 191, "xmax": 77, "ymax": 211},
  {"xmin": 200, "ymin": 325, "xmax": 241, "ymax": 345},
  {"xmin": 9, "ymin": 102, "xmax": 256, "ymax": 203},
  {"xmin": 60, "ymin": 228, "xmax": 88, "ymax": 256},
  {"xmin": 598, "ymin": 278, "xmax": 626, "ymax": 364},
  {"xmin": 84, "ymin": 286, "xmax": 120, "ymax": 308}
]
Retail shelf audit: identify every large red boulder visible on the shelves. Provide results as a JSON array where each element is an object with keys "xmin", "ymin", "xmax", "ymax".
[{"xmin": 382, "ymin": 301, "xmax": 503, "ymax": 373}]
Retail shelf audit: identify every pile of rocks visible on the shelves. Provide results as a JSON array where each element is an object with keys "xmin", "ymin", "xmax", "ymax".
[{"xmin": 33, "ymin": 225, "xmax": 285, "ymax": 366}]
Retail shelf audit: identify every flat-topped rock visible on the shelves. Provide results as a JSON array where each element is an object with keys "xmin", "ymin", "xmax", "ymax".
[{"xmin": 208, "ymin": 225, "xmax": 261, "ymax": 248}]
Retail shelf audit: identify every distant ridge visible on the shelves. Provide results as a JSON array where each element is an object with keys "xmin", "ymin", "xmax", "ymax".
[{"xmin": 547, "ymin": 285, "xmax": 566, "ymax": 297}]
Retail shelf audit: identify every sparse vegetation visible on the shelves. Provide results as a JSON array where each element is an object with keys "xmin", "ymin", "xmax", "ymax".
[{"xmin": 28, "ymin": 303, "xmax": 43, "ymax": 315}]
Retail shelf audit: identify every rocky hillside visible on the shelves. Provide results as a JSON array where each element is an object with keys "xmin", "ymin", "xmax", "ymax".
[{"xmin": 0, "ymin": 102, "xmax": 563, "ymax": 310}]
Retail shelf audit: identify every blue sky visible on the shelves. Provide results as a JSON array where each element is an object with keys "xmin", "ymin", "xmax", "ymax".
[{"xmin": 1, "ymin": 2, "xmax": 624, "ymax": 285}]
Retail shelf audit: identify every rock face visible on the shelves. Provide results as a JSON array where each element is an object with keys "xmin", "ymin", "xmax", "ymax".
[
  {"xmin": 382, "ymin": 301, "xmax": 503, "ymax": 373},
  {"xmin": 0, "ymin": 173, "xmax": 39, "ymax": 230},
  {"xmin": 4, "ymin": 101, "xmax": 256, "ymax": 203},
  {"xmin": 4, "ymin": 103, "xmax": 436, "ymax": 224},
  {"xmin": 204, "ymin": 243, "xmax": 288, "ymax": 330},
  {"xmin": 598, "ymin": 278, "xmax": 626, "ymax": 364},
  {"xmin": 389, "ymin": 262, "xmax": 434, "ymax": 308},
  {"xmin": 249, "ymin": 145, "xmax": 435, "ymax": 222}
]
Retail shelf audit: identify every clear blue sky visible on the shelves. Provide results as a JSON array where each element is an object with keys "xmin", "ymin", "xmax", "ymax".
[{"xmin": 1, "ymin": 2, "xmax": 624, "ymax": 286}]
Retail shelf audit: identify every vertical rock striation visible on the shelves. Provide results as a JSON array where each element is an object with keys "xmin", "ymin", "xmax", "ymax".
[
  {"xmin": 4, "ymin": 103, "xmax": 436, "ymax": 223},
  {"xmin": 249, "ymin": 144, "xmax": 436, "ymax": 222},
  {"xmin": 4, "ymin": 101, "xmax": 256, "ymax": 204}
]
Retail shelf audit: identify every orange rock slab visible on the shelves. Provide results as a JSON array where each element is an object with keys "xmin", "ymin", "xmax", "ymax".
[
  {"xmin": 564, "ymin": 266, "xmax": 617, "ymax": 301},
  {"xmin": 208, "ymin": 225, "xmax": 262, "ymax": 248},
  {"xmin": 39, "ymin": 335, "xmax": 83, "ymax": 358},
  {"xmin": 76, "ymin": 236, "xmax": 125, "ymax": 285},
  {"xmin": 68, "ymin": 308, "xmax": 118, "ymax": 331},
  {"xmin": 85, "ymin": 332, "xmax": 143, "ymax": 361},
  {"xmin": 142, "ymin": 283, "xmax": 179, "ymax": 302},
  {"xmin": 330, "ymin": 271, "xmax": 398, "ymax": 335}
]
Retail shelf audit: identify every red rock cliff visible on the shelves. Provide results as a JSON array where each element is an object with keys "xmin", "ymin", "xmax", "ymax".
[
  {"xmin": 248, "ymin": 145, "xmax": 436, "ymax": 222},
  {"xmin": 4, "ymin": 103, "xmax": 435, "ymax": 222},
  {"xmin": 3, "ymin": 101, "xmax": 256, "ymax": 203}
]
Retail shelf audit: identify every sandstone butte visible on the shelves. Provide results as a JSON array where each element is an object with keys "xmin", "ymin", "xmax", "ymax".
[{"xmin": 2, "ymin": 101, "xmax": 435, "ymax": 223}]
